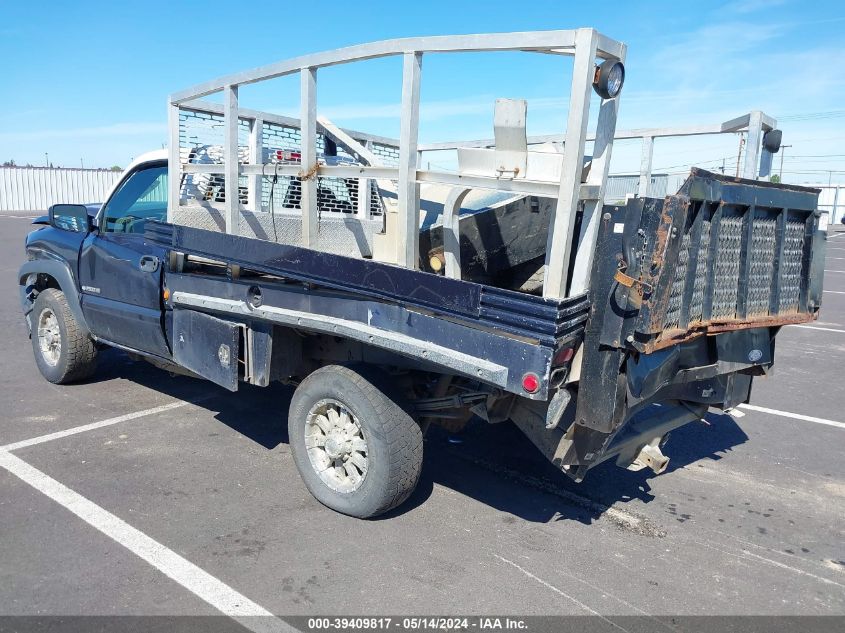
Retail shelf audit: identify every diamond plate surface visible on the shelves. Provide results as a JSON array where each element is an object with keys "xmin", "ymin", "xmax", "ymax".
[
  {"xmin": 688, "ymin": 218, "xmax": 711, "ymax": 324},
  {"xmin": 711, "ymin": 214, "xmax": 744, "ymax": 320},
  {"xmin": 179, "ymin": 109, "xmax": 386, "ymax": 218},
  {"xmin": 746, "ymin": 211, "xmax": 777, "ymax": 317},
  {"xmin": 172, "ymin": 206, "xmax": 382, "ymax": 258},
  {"xmin": 779, "ymin": 215, "xmax": 806, "ymax": 313},
  {"xmin": 663, "ymin": 231, "xmax": 690, "ymax": 330}
]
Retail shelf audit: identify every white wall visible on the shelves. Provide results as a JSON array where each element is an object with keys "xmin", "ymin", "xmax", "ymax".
[
  {"xmin": 0, "ymin": 167, "xmax": 121, "ymax": 212},
  {"xmin": 812, "ymin": 185, "xmax": 844, "ymax": 224}
]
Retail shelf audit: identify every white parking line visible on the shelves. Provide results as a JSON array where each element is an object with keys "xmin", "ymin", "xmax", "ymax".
[
  {"xmin": 790, "ymin": 324, "xmax": 845, "ymax": 333},
  {"xmin": 0, "ymin": 450, "xmax": 292, "ymax": 632},
  {"xmin": 493, "ymin": 555, "xmax": 606, "ymax": 618},
  {"xmin": 0, "ymin": 400, "xmax": 194, "ymax": 452},
  {"xmin": 825, "ymin": 290, "xmax": 845, "ymax": 295},
  {"xmin": 824, "ymin": 270, "xmax": 845, "ymax": 273},
  {"xmin": 738, "ymin": 404, "xmax": 845, "ymax": 430}
]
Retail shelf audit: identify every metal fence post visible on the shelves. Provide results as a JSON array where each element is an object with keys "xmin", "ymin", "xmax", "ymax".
[
  {"xmin": 570, "ymin": 55, "xmax": 624, "ymax": 296},
  {"xmin": 357, "ymin": 140, "xmax": 373, "ymax": 220},
  {"xmin": 397, "ymin": 51, "xmax": 422, "ymax": 269},
  {"xmin": 223, "ymin": 84, "xmax": 240, "ymax": 235},
  {"xmin": 300, "ymin": 67, "xmax": 318, "ymax": 248},
  {"xmin": 248, "ymin": 117, "xmax": 263, "ymax": 213},
  {"xmin": 167, "ymin": 101, "xmax": 181, "ymax": 223},
  {"xmin": 543, "ymin": 28, "xmax": 598, "ymax": 299},
  {"xmin": 743, "ymin": 110, "xmax": 763, "ymax": 180},
  {"xmin": 637, "ymin": 136, "xmax": 654, "ymax": 198}
]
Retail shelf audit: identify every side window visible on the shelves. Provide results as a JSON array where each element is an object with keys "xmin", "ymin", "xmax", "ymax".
[{"xmin": 101, "ymin": 165, "xmax": 168, "ymax": 233}]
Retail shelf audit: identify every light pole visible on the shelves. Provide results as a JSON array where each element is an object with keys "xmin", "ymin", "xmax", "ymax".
[
  {"xmin": 735, "ymin": 134, "xmax": 745, "ymax": 177},
  {"xmin": 44, "ymin": 152, "xmax": 49, "ymax": 168},
  {"xmin": 778, "ymin": 144, "xmax": 791, "ymax": 181}
]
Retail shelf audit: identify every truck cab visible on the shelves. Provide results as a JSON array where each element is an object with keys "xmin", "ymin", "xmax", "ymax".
[{"xmin": 22, "ymin": 151, "xmax": 171, "ymax": 366}]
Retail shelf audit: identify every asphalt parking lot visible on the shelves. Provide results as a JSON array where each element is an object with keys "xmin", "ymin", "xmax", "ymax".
[{"xmin": 1, "ymin": 211, "xmax": 843, "ymax": 626}]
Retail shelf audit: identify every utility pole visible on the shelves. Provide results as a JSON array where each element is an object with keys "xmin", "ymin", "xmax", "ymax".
[
  {"xmin": 735, "ymin": 134, "xmax": 745, "ymax": 177},
  {"xmin": 778, "ymin": 145, "xmax": 791, "ymax": 181}
]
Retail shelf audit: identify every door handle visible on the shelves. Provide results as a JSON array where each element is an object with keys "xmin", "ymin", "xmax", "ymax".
[{"xmin": 139, "ymin": 255, "xmax": 160, "ymax": 273}]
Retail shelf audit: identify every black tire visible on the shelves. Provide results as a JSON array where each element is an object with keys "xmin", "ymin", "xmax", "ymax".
[
  {"xmin": 30, "ymin": 288, "xmax": 97, "ymax": 384},
  {"xmin": 288, "ymin": 365, "xmax": 423, "ymax": 518}
]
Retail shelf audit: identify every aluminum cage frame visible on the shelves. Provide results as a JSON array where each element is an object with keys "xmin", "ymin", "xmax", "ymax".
[{"xmin": 167, "ymin": 29, "xmax": 627, "ymax": 300}]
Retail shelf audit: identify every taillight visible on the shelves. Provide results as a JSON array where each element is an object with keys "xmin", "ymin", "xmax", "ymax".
[{"xmin": 552, "ymin": 346, "xmax": 574, "ymax": 366}]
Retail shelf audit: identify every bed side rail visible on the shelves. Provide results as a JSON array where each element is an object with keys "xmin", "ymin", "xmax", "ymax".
[{"xmin": 146, "ymin": 221, "xmax": 587, "ymax": 347}]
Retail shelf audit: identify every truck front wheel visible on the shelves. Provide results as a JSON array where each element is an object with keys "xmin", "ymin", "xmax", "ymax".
[
  {"xmin": 288, "ymin": 365, "xmax": 423, "ymax": 518},
  {"xmin": 30, "ymin": 288, "xmax": 98, "ymax": 384}
]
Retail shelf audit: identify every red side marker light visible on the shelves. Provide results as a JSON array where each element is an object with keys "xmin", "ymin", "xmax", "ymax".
[{"xmin": 522, "ymin": 372, "xmax": 541, "ymax": 394}]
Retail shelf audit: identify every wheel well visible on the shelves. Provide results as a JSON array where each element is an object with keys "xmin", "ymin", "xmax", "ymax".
[
  {"xmin": 23, "ymin": 273, "xmax": 61, "ymax": 305},
  {"xmin": 38, "ymin": 273, "xmax": 61, "ymax": 291}
]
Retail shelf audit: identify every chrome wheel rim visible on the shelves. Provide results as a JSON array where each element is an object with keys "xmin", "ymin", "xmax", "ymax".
[
  {"xmin": 37, "ymin": 308, "xmax": 61, "ymax": 367},
  {"xmin": 304, "ymin": 399, "xmax": 368, "ymax": 493}
]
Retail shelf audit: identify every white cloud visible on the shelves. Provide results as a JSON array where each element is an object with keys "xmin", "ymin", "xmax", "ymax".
[{"xmin": 654, "ymin": 21, "xmax": 785, "ymax": 75}]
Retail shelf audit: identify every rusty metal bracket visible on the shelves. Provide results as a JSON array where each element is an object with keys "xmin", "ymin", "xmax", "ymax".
[
  {"xmin": 614, "ymin": 260, "xmax": 653, "ymax": 309},
  {"xmin": 298, "ymin": 163, "xmax": 320, "ymax": 181},
  {"xmin": 613, "ymin": 262, "xmax": 652, "ymax": 292}
]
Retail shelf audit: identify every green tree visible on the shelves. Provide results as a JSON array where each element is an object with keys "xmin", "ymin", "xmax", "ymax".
[{"xmin": 770, "ymin": 174, "xmax": 781, "ymax": 183}]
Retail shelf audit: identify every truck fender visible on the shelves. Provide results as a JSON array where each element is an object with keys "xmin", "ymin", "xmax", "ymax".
[{"xmin": 18, "ymin": 260, "xmax": 90, "ymax": 337}]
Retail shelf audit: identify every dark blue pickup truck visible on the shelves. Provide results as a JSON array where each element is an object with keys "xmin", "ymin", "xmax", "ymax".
[{"xmin": 18, "ymin": 150, "xmax": 827, "ymax": 518}]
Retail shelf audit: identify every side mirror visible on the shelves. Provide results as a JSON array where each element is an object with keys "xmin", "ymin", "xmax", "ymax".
[{"xmin": 48, "ymin": 204, "xmax": 91, "ymax": 233}]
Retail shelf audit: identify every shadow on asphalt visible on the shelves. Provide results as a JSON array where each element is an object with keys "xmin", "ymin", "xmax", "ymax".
[
  {"xmin": 414, "ymin": 410, "xmax": 749, "ymax": 526},
  {"xmin": 87, "ymin": 349, "xmax": 292, "ymax": 450},
  {"xmin": 83, "ymin": 349, "xmax": 749, "ymax": 525}
]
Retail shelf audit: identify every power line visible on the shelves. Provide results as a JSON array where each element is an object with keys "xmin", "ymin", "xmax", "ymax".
[
  {"xmin": 650, "ymin": 155, "xmax": 737, "ymax": 173},
  {"xmin": 778, "ymin": 169, "xmax": 845, "ymax": 174},
  {"xmin": 783, "ymin": 153, "xmax": 845, "ymax": 158},
  {"xmin": 776, "ymin": 110, "xmax": 845, "ymax": 121}
]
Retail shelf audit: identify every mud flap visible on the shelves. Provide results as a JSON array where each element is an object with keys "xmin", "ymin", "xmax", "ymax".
[{"xmin": 172, "ymin": 309, "xmax": 240, "ymax": 391}]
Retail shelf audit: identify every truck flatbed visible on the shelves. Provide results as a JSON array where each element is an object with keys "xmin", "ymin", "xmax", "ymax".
[{"xmin": 149, "ymin": 219, "xmax": 590, "ymax": 399}]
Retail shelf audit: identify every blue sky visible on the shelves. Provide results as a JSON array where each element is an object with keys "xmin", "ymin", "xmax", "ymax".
[{"xmin": 2, "ymin": 0, "xmax": 844, "ymax": 184}]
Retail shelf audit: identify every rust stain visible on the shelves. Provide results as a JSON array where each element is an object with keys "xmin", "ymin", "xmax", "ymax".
[
  {"xmin": 646, "ymin": 196, "xmax": 688, "ymax": 333},
  {"xmin": 641, "ymin": 311, "xmax": 817, "ymax": 353}
]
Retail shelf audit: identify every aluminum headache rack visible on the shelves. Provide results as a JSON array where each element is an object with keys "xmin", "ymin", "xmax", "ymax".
[
  {"xmin": 420, "ymin": 111, "xmax": 783, "ymax": 194},
  {"xmin": 167, "ymin": 29, "xmax": 627, "ymax": 300}
]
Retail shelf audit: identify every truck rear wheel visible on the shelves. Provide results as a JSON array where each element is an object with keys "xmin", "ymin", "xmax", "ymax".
[
  {"xmin": 30, "ymin": 288, "xmax": 97, "ymax": 384},
  {"xmin": 288, "ymin": 365, "xmax": 423, "ymax": 518}
]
